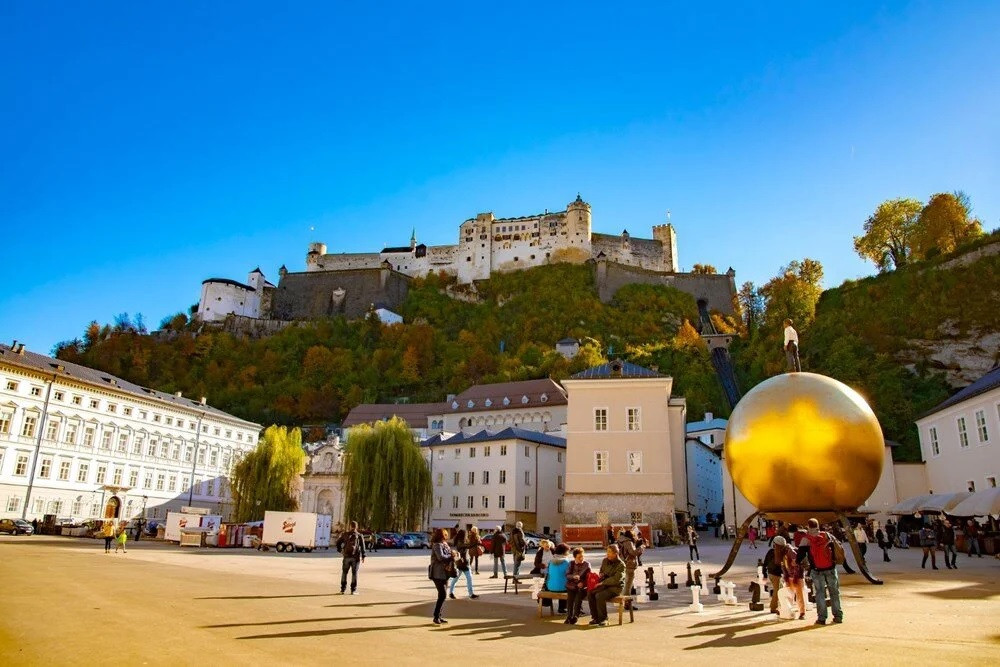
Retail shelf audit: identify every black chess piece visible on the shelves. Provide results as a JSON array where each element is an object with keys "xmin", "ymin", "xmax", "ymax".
[
  {"xmin": 712, "ymin": 575, "xmax": 722, "ymax": 595},
  {"xmin": 685, "ymin": 562, "xmax": 694, "ymax": 587},
  {"xmin": 693, "ymin": 568, "xmax": 702, "ymax": 588},
  {"xmin": 645, "ymin": 567, "xmax": 659, "ymax": 601},
  {"xmin": 667, "ymin": 571, "xmax": 679, "ymax": 589},
  {"xmin": 748, "ymin": 581, "xmax": 764, "ymax": 611}
]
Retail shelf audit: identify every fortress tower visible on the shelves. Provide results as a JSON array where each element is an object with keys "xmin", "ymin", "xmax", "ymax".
[
  {"xmin": 306, "ymin": 242, "xmax": 327, "ymax": 270},
  {"xmin": 566, "ymin": 194, "xmax": 592, "ymax": 241},
  {"xmin": 652, "ymin": 223, "xmax": 678, "ymax": 273}
]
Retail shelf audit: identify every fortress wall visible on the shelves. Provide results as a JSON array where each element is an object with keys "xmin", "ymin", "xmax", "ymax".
[
  {"xmin": 313, "ymin": 253, "xmax": 382, "ymax": 272},
  {"xmin": 596, "ymin": 261, "xmax": 737, "ymax": 315},
  {"xmin": 271, "ymin": 269, "xmax": 411, "ymax": 321},
  {"xmin": 592, "ymin": 234, "xmax": 665, "ymax": 271}
]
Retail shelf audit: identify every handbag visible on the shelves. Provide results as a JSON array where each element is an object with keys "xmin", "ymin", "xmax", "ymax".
[
  {"xmin": 586, "ymin": 571, "xmax": 601, "ymax": 592},
  {"xmin": 473, "ymin": 545, "xmax": 484, "ymax": 557}
]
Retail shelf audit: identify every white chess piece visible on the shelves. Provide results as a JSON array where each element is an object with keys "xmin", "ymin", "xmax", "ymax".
[
  {"xmin": 658, "ymin": 562, "xmax": 666, "ymax": 587},
  {"xmin": 723, "ymin": 581, "xmax": 738, "ymax": 605},
  {"xmin": 530, "ymin": 576, "xmax": 543, "ymax": 601},
  {"xmin": 701, "ymin": 576, "xmax": 711, "ymax": 597},
  {"xmin": 689, "ymin": 585, "xmax": 704, "ymax": 612}
]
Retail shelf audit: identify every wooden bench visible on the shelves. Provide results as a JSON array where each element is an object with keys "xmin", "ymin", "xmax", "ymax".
[
  {"xmin": 503, "ymin": 574, "xmax": 541, "ymax": 594},
  {"xmin": 537, "ymin": 591, "xmax": 634, "ymax": 625}
]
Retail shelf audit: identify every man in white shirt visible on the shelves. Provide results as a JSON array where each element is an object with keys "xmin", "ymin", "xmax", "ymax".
[{"xmin": 783, "ymin": 319, "xmax": 801, "ymax": 372}]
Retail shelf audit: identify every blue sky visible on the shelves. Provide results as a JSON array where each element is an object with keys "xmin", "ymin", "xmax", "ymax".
[{"xmin": 2, "ymin": 2, "xmax": 998, "ymax": 354}]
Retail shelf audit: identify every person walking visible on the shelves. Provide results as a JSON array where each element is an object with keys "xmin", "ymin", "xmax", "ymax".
[
  {"xmin": 919, "ymin": 523, "xmax": 938, "ymax": 570},
  {"xmin": 939, "ymin": 519, "xmax": 958, "ymax": 569},
  {"xmin": 874, "ymin": 521, "xmax": 892, "ymax": 563},
  {"xmin": 686, "ymin": 524, "xmax": 701, "ymax": 563},
  {"xmin": 511, "ymin": 521, "xmax": 527, "ymax": 578},
  {"xmin": 467, "ymin": 526, "xmax": 484, "ymax": 575},
  {"xmin": 114, "ymin": 521, "xmax": 128, "ymax": 554},
  {"xmin": 448, "ymin": 547, "xmax": 478, "ymax": 600},
  {"xmin": 965, "ymin": 520, "xmax": 982, "ymax": 558},
  {"xmin": 778, "ymin": 536, "xmax": 806, "ymax": 620},
  {"xmin": 564, "ymin": 547, "xmax": 592, "ymax": 625},
  {"xmin": 587, "ymin": 545, "xmax": 625, "ymax": 627},
  {"xmin": 853, "ymin": 522, "xmax": 868, "ymax": 563},
  {"xmin": 784, "ymin": 318, "xmax": 801, "ymax": 372},
  {"xmin": 429, "ymin": 528, "xmax": 454, "ymax": 624},
  {"xmin": 102, "ymin": 520, "xmax": 114, "ymax": 554},
  {"xmin": 748, "ymin": 525, "xmax": 759, "ymax": 549},
  {"xmin": 335, "ymin": 520, "xmax": 367, "ymax": 594},
  {"xmin": 800, "ymin": 518, "xmax": 843, "ymax": 625},
  {"xmin": 489, "ymin": 525, "xmax": 508, "ymax": 578},
  {"xmin": 762, "ymin": 538, "xmax": 784, "ymax": 614}
]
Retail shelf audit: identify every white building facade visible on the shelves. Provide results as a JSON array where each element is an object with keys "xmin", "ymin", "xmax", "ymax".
[
  {"xmin": 196, "ymin": 268, "xmax": 274, "ymax": 323},
  {"xmin": 422, "ymin": 428, "xmax": 566, "ymax": 535},
  {"xmin": 915, "ymin": 366, "xmax": 999, "ymax": 494},
  {"xmin": 0, "ymin": 342, "xmax": 261, "ymax": 523}
]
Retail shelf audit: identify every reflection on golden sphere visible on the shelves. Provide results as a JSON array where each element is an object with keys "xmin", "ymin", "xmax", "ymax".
[{"xmin": 726, "ymin": 372, "xmax": 884, "ymax": 519}]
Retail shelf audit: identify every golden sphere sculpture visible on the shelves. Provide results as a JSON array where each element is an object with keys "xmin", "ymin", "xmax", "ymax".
[{"xmin": 725, "ymin": 372, "xmax": 884, "ymax": 523}]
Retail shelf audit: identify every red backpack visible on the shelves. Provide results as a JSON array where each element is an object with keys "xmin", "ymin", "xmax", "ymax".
[{"xmin": 586, "ymin": 571, "xmax": 601, "ymax": 592}]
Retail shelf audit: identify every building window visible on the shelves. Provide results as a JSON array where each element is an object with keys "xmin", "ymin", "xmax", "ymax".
[
  {"xmin": 118, "ymin": 433, "xmax": 129, "ymax": 452},
  {"xmin": 498, "ymin": 495, "xmax": 506, "ymax": 509},
  {"xmin": 101, "ymin": 431, "xmax": 112, "ymax": 450},
  {"xmin": 453, "ymin": 472, "xmax": 460, "ymax": 485},
  {"xmin": 469, "ymin": 447, "xmax": 476, "ymax": 458},
  {"xmin": 129, "ymin": 469, "xmax": 138, "ymax": 487},
  {"xmin": 987, "ymin": 476, "xmax": 997, "ymax": 488},
  {"xmin": 185, "ymin": 446, "xmax": 193, "ymax": 462},
  {"xmin": 210, "ymin": 449, "xmax": 219, "ymax": 467},
  {"xmin": 467, "ymin": 495, "xmax": 474, "ymax": 509},
  {"xmin": 557, "ymin": 452, "xmax": 563, "ymax": 463},
  {"xmin": 82, "ymin": 426, "xmax": 95, "ymax": 447},
  {"xmin": 557, "ymin": 475, "xmax": 563, "ymax": 490},
  {"xmin": 523, "ymin": 495, "xmax": 530, "ymax": 510},
  {"xmin": 123, "ymin": 407, "xmax": 132, "ymax": 417},
  {"xmin": 975, "ymin": 410, "xmax": 989, "ymax": 442},
  {"xmin": 53, "ymin": 390, "xmax": 64, "ymax": 401},
  {"xmin": 500, "ymin": 445, "xmax": 507, "ymax": 456},
  {"xmin": 153, "ymin": 414, "xmax": 161, "ymax": 423},
  {"xmin": 436, "ymin": 472, "xmax": 443, "ymax": 486},
  {"xmin": 958, "ymin": 417, "xmax": 969, "ymax": 448},
  {"xmin": 484, "ymin": 446, "xmax": 491, "ymax": 457},
  {"xmin": 45, "ymin": 419, "xmax": 58, "ymax": 441},
  {"xmin": 452, "ymin": 496, "xmax": 459, "ymax": 509},
  {"xmin": 169, "ymin": 475, "xmax": 177, "ymax": 492},
  {"xmin": 483, "ymin": 470, "xmax": 489, "ymax": 484},
  {"xmin": 197, "ymin": 446, "xmax": 206, "ymax": 464},
  {"xmin": 436, "ymin": 496, "xmax": 442, "ymax": 509},
  {"xmin": 31, "ymin": 497, "xmax": 44, "ymax": 513},
  {"xmin": 213, "ymin": 427, "xmax": 220, "ymax": 436},
  {"xmin": 0, "ymin": 410, "xmax": 11, "ymax": 435},
  {"xmin": 58, "ymin": 460, "xmax": 71, "ymax": 480},
  {"xmin": 89, "ymin": 399, "xmax": 99, "ymax": 409},
  {"xmin": 72, "ymin": 395, "xmax": 82, "ymax": 406},
  {"xmin": 21, "ymin": 415, "xmax": 38, "ymax": 438},
  {"xmin": 77, "ymin": 463, "xmax": 89, "ymax": 483},
  {"xmin": 630, "ymin": 511, "xmax": 643, "ymax": 524},
  {"xmin": 468, "ymin": 471, "xmax": 475, "ymax": 485},
  {"xmin": 482, "ymin": 495, "xmax": 489, "ymax": 508},
  {"xmin": 499, "ymin": 470, "xmax": 506, "ymax": 484},
  {"xmin": 524, "ymin": 470, "xmax": 531, "ymax": 486},
  {"xmin": 107, "ymin": 403, "xmax": 117, "ymax": 414},
  {"xmin": 557, "ymin": 498, "xmax": 564, "ymax": 513},
  {"xmin": 594, "ymin": 408, "xmax": 608, "ymax": 431},
  {"xmin": 113, "ymin": 467, "xmax": 123, "ymax": 485},
  {"xmin": 156, "ymin": 474, "xmax": 165, "ymax": 491},
  {"xmin": 5, "ymin": 380, "xmax": 18, "ymax": 391},
  {"xmin": 96, "ymin": 465, "xmax": 107, "ymax": 484},
  {"xmin": 627, "ymin": 407, "xmax": 641, "ymax": 432},
  {"xmin": 39, "ymin": 457, "xmax": 51, "ymax": 478},
  {"xmin": 139, "ymin": 410, "xmax": 147, "ymax": 420},
  {"xmin": 30, "ymin": 385, "xmax": 42, "ymax": 397},
  {"xmin": 143, "ymin": 472, "xmax": 153, "ymax": 489},
  {"xmin": 968, "ymin": 480, "xmax": 976, "ymax": 492},
  {"xmin": 594, "ymin": 451, "xmax": 609, "ymax": 473},
  {"xmin": 133, "ymin": 436, "xmax": 143, "ymax": 455},
  {"xmin": 437, "ymin": 450, "xmax": 444, "ymax": 460},
  {"xmin": 65, "ymin": 423, "xmax": 78, "ymax": 445},
  {"xmin": 929, "ymin": 427, "xmax": 940, "ymax": 457},
  {"xmin": 627, "ymin": 451, "xmax": 643, "ymax": 473}
]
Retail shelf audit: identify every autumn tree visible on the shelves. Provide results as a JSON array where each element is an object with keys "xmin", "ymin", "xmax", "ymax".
[
  {"xmin": 912, "ymin": 191, "xmax": 983, "ymax": 259},
  {"xmin": 691, "ymin": 263, "xmax": 717, "ymax": 275},
  {"xmin": 737, "ymin": 282, "xmax": 764, "ymax": 334},
  {"xmin": 342, "ymin": 417, "xmax": 432, "ymax": 532},
  {"xmin": 230, "ymin": 425, "xmax": 306, "ymax": 522},
  {"xmin": 853, "ymin": 198, "xmax": 922, "ymax": 271},
  {"xmin": 761, "ymin": 258, "xmax": 824, "ymax": 331}
]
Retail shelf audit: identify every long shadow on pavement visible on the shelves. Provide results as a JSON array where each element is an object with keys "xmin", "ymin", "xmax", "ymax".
[{"xmin": 675, "ymin": 618, "xmax": 818, "ymax": 649}]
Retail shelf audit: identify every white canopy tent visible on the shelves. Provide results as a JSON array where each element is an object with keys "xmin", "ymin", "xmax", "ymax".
[{"xmin": 947, "ymin": 488, "xmax": 1000, "ymax": 517}]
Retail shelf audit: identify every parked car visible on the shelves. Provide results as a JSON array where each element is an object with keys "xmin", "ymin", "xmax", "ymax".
[
  {"xmin": 402, "ymin": 532, "xmax": 430, "ymax": 549},
  {"xmin": 479, "ymin": 532, "xmax": 511, "ymax": 553},
  {"xmin": 0, "ymin": 518, "xmax": 34, "ymax": 535},
  {"xmin": 378, "ymin": 532, "xmax": 406, "ymax": 548},
  {"xmin": 523, "ymin": 531, "xmax": 544, "ymax": 550}
]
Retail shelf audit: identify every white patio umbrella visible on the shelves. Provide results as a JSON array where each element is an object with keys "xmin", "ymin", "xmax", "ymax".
[
  {"xmin": 916, "ymin": 492, "xmax": 974, "ymax": 513},
  {"xmin": 888, "ymin": 493, "xmax": 935, "ymax": 515},
  {"xmin": 947, "ymin": 488, "xmax": 1000, "ymax": 517}
]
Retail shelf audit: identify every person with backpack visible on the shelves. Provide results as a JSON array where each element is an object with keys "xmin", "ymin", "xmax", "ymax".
[
  {"xmin": 799, "ymin": 518, "xmax": 843, "ymax": 625},
  {"xmin": 335, "ymin": 520, "xmax": 367, "ymax": 595},
  {"xmin": 489, "ymin": 525, "xmax": 508, "ymax": 578},
  {"xmin": 762, "ymin": 538, "xmax": 784, "ymax": 614},
  {"xmin": 564, "ymin": 547, "xmax": 592, "ymax": 625}
]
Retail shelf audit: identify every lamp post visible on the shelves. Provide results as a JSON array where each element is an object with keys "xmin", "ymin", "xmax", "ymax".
[{"xmin": 137, "ymin": 495, "xmax": 148, "ymax": 541}]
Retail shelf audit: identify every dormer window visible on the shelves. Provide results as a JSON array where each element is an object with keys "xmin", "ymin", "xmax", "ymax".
[
  {"xmin": 540, "ymin": 393, "xmax": 548, "ymax": 403},
  {"xmin": 485, "ymin": 399, "xmax": 492, "ymax": 407},
  {"xmin": 467, "ymin": 400, "xmax": 475, "ymax": 408},
  {"xmin": 452, "ymin": 401, "xmax": 459, "ymax": 410},
  {"xmin": 521, "ymin": 396, "xmax": 529, "ymax": 404},
  {"xmin": 503, "ymin": 397, "xmax": 510, "ymax": 406}
]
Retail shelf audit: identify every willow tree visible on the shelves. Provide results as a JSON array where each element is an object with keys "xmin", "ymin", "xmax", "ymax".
[
  {"xmin": 230, "ymin": 425, "xmax": 306, "ymax": 522},
  {"xmin": 342, "ymin": 417, "xmax": 432, "ymax": 532}
]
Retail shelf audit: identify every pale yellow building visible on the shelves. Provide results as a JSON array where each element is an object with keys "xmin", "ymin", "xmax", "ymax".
[{"xmin": 561, "ymin": 360, "xmax": 687, "ymax": 537}]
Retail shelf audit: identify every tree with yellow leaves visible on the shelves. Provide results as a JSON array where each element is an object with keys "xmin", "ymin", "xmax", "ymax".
[{"xmin": 853, "ymin": 198, "xmax": 922, "ymax": 271}]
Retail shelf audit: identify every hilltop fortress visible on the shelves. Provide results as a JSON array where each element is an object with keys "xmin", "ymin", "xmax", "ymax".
[{"xmin": 196, "ymin": 196, "xmax": 736, "ymax": 326}]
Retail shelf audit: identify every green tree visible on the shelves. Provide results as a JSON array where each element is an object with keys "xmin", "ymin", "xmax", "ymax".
[
  {"xmin": 230, "ymin": 425, "xmax": 305, "ymax": 522},
  {"xmin": 912, "ymin": 191, "xmax": 983, "ymax": 259},
  {"xmin": 737, "ymin": 281, "xmax": 764, "ymax": 334},
  {"xmin": 342, "ymin": 417, "xmax": 432, "ymax": 531},
  {"xmin": 853, "ymin": 198, "xmax": 922, "ymax": 271}
]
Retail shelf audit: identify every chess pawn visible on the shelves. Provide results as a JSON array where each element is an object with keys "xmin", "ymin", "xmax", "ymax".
[{"xmin": 689, "ymin": 585, "xmax": 704, "ymax": 612}]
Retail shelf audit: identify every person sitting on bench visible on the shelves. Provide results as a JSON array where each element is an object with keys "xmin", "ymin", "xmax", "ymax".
[
  {"xmin": 588, "ymin": 544, "xmax": 625, "ymax": 627},
  {"xmin": 543, "ymin": 543, "xmax": 570, "ymax": 614}
]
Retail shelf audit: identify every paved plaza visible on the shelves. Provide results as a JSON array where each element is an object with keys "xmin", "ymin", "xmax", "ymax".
[{"xmin": 1, "ymin": 535, "xmax": 997, "ymax": 665}]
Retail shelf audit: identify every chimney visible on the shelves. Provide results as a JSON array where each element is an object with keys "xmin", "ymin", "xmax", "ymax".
[
  {"xmin": 199, "ymin": 396, "xmax": 207, "ymax": 406},
  {"xmin": 705, "ymin": 412, "xmax": 713, "ymax": 421},
  {"xmin": 16, "ymin": 343, "xmax": 26, "ymax": 355},
  {"xmin": 175, "ymin": 391, "xmax": 183, "ymax": 398},
  {"xmin": 11, "ymin": 339, "xmax": 17, "ymax": 350}
]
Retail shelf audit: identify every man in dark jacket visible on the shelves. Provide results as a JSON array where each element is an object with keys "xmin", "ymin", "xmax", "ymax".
[
  {"xmin": 490, "ymin": 525, "xmax": 508, "ymax": 578},
  {"xmin": 762, "ymin": 536, "xmax": 786, "ymax": 613},
  {"xmin": 938, "ymin": 519, "xmax": 958, "ymax": 569},
  {"xmin": 335, "ymin": 520, "xmax": 367, "ymax": 595},
  {"xmin": 588, "ymin": 544, "xmax": 625, "ymax": 626}
]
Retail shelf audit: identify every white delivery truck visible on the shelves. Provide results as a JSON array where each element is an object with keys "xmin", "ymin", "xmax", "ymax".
[
  {"xmin": 165, "ymin": 511, "xmax": 224, "ymax": 542},
  {"xmin": 261, "ymin": 511, "xmax": 332, "ymax": 553}
]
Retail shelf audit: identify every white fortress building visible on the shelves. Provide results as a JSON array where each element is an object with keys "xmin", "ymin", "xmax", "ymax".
[
  {"xmin": 305, "ymin": 195, "xmax": 678, "ymax": 284},
  {"xmin": 197, "ymin": 267, "xmax": 275, "ymax": 323}
]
